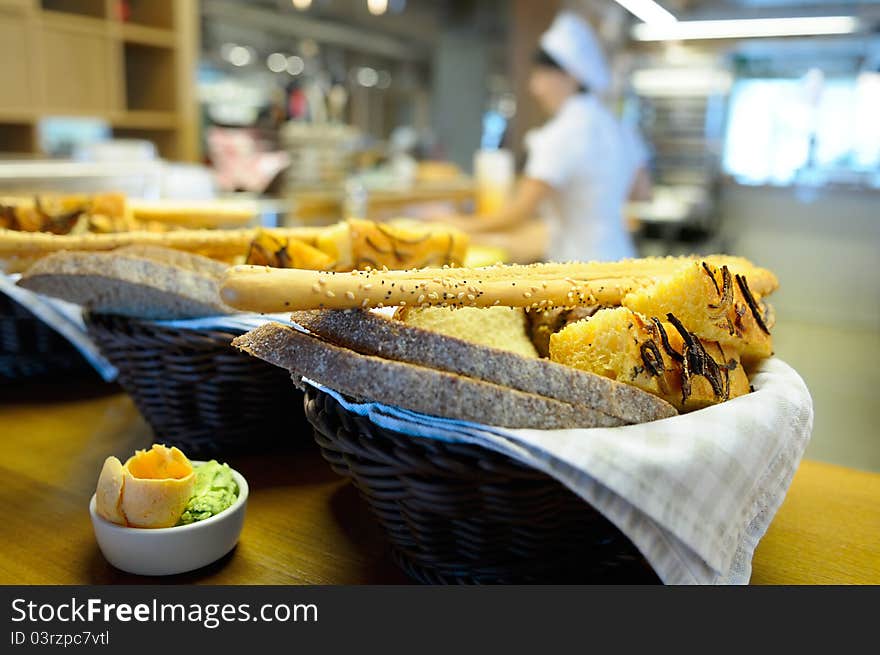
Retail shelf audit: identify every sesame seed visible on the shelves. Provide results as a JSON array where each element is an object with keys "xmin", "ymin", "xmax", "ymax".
[
  {"xmin": 312, "ymin": 283, "xmax": 321, "ymax": 293},
  {"xmin": 326, "ymin": 290, "xmax": 335, "ymax": 298},
  {"xmin": 467, "ymin": 294, "xmax": 475, "ymax": 301},
  {"xmin": 318, "ymin": 278, "xmax": 328, "ymax": 286},
  {"xmin": 417, "ymin": 294, "xmax": 426, "ymax": 303},
  {"xmin": 523, "ymin": 291, "xmax": 532, "ymax": 299},
  {"xmin": 345, "ymin": 291, "xmax": 355, "ymax": 300}
]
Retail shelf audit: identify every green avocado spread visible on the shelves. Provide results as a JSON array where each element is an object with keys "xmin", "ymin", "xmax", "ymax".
[{"xmin": 177, "ymin": 461, "xmax": 239, "ymax": 526}]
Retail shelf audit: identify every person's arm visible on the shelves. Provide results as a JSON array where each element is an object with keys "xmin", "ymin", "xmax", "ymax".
[{"xmin": 462, "ymin": 177, "xmax": 554, "ymax": 233}]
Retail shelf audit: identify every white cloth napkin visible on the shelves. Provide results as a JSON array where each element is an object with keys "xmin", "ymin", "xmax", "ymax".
[
  {"xmin": 303, "ymin": 357, "xmax": 813, "ymax": 585},
  {"xmin": 152, "ymin": 313, "xmax": 294, "ymax": 332}
]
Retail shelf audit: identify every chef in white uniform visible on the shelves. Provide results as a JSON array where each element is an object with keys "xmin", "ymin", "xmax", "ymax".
[{"xmin": 459, "ymin": 11, "xmax": 645, "ymax": 262}]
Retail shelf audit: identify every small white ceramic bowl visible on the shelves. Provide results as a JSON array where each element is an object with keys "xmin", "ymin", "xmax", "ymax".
[{"xmin": 89, "ymin": 464, "xmax": 248, "ymax": 576}]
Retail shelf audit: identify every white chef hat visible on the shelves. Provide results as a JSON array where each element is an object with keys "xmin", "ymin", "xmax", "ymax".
[{"xmin": 539, "ymin": 11, "xmax": 610, "ymax": 94}]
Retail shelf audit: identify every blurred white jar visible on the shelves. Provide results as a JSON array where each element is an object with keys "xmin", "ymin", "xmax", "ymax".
[{"xmin": 473, "ymin": 148, "xmax": 514, "ymax": 217}]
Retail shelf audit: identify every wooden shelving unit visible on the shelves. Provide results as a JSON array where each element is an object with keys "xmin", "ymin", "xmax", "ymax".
[{"xmin": 0, "ymin": 0, "xmax": 198, "ymax": 161}]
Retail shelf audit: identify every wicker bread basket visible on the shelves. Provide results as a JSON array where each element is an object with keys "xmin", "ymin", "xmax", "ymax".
[
  {"xmin": 85, "ymin": 313, "xmax": 305, "ymax": 457},
  {"xmin": 0, "ymin": 292, "xmax": 94, "ymax": 382},
  {"xmin": 304, "ymin": 385, "xmax": 659, "ymax": 584}
]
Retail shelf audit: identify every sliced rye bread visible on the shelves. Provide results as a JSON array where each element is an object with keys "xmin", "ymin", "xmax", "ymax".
[
  {"xmin": 232, "ymin": 322, "xmax": 627, "ymax": 430},
  {"xmin": 19, "ymin": 250, "xmax": 235, "ymax": 319},
  {"xmin": 290, "ymin": 309, "xmax": 677, "ymax": 424}
]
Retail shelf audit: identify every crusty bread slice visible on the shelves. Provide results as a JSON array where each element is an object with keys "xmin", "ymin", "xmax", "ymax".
[
  {"xmin": 19, "ymin": 250, "xmax": 235, "ymax": 319},
  {"xmin": 232, "ymin": 323, "xmax": 626, "ymax": 429},
  {"xmin": 289, "ymin": 309, "xmax": 677, "ymax": 424}
]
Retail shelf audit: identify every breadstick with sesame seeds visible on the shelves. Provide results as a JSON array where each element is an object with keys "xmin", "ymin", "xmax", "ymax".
[{"xmin": 219, "ymin": 257, "xmax": 777, "ymax": 313}]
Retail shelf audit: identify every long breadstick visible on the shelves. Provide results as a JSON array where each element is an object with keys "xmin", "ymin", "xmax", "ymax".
[
  {"xmin": 220, "ymin": 257, "xmax": 778, "ymax": 313},
  {"xmin": 0, "ymin": 227, "xmax": 324, "ymax": 260},
  {"xmin": 128, "ymin": 201, "xmax": 258, "ymax": 229}
]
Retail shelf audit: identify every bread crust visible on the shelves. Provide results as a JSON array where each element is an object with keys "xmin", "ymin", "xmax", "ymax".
[{"xmin": 290, "ymin": 309, "xmax": 677, "ymax": 424}]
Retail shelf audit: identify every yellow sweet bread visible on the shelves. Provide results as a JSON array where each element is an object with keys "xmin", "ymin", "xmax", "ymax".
[
  {"xmin": 395, "ymin": 306, "xmax": 539, "ymax": 359},
  {"xmin": 313, "ymin": 220, "xmax": 353, "ymax": 270},
  {"xmin": 307, "ymin": 219, "xmax": 469, "ymax": 272},
  {"xmin": 95, "ymin": 444, "xmax": 196, "ymax": 528},
  {"xmin": 549, "ymin": 307, "xmax": 750, "ymax": 412},
  {"xmin": 526, "ymin": 306, "xmax": 599, "ymax": 358},
  {"xmin": 246, "ymin": 231, "xmax": 335, "ymax": 270},
  {"xmin": 0, "ymin": 192, "xmax": 130, "ymax": 234},
  {"xmin": 622, "ymin": 261, "xmax": 773, "ymax": 363},
  {"xmin": 346, "ymin": 218, "xmax": 468, "ymax": 271}
]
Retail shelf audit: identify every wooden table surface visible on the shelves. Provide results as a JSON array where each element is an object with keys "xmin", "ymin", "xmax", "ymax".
[{"xmin": 1, "ymin": 381, "xmax": 877, "ymax": 585}]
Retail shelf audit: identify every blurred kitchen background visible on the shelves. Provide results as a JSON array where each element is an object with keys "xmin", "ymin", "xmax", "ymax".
[{"xmin": 0, "ymin": 0, "xmax": 876, "ymax": 469}]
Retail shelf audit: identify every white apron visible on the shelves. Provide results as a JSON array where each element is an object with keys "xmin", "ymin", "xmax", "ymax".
[{"xmin": 525, "ymin": 94, "xmax": 640, "ymax": 262}]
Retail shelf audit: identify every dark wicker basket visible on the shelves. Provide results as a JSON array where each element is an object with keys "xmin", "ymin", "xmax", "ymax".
[
  {"xmin": 0, "ymin": 291, "xmax": 94, "ymax": 382},
  {"xmin": 85, "ymin": 313, "xmax": 304, "ymax": 457},
  {"xmin": 304, "ymin": 386, "xmax": 660, "ymax": 584}
]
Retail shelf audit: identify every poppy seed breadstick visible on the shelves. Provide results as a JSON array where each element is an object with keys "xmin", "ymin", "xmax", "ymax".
[
  {"xmin": 220, "ymin": 252, "xmax": 773, "ymax": 293},
  {"xmin": 431, "ymin": 256, "xmax": 777, "ymax": 293},
  {"xmin": 219, "ymin": 256, "xmax": 778, "ymax": 313},
  {"xmin": 276, "ymin": 255, "xmax": 773, "ymax": 288},
  {"xmin": 220, "ymin": 264, "xmax": 661, "ymax": 313}
]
